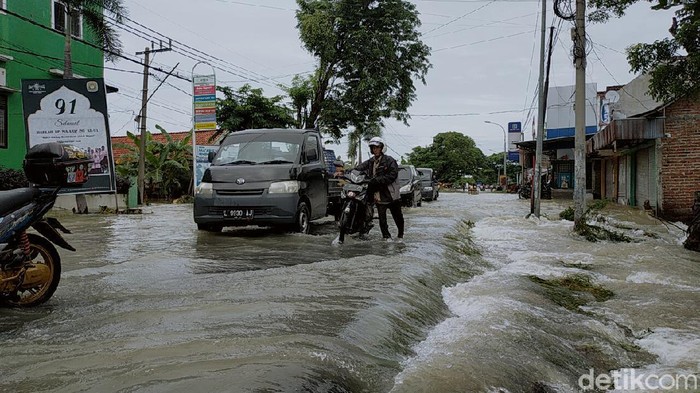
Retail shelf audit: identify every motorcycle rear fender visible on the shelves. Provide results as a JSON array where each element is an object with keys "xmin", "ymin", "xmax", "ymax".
[{"xmin": 32, "ymin": 218, "xmax": 75, "ymax": 251}]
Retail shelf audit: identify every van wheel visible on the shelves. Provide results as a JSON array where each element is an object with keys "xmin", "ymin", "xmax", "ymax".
[
  {"xmin": 294, "ymin": 202, "xmax": 310, "ymax": 234},
  {"xmin": 197, "ymin": 223, "xmax": 222, "ymax": 232},
  {"xmin": 416, "ymin": 191, "xmax": 422, "ymax": 207}
]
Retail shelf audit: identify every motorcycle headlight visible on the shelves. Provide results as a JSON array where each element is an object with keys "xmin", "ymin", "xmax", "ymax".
[
  {"xmin": 269, "ymin": 181, "xmax": 300, "ymax": 194},
  {"xmin": 196, "ymin": 182, "xmax": 214, "ymax": 198},
  {"xmin": 399, "ymin": 184, "xmax": 411, "ymax": 193},
  {"xmin": 347, "ymin": 191, "xmax": 356, "ymax": 198}
]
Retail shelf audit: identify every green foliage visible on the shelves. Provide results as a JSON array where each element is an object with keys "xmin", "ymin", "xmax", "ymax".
[
  {"xmin": 0, "ymin": 167, "xmax": 29, "ymax": 190},
  {"xmin": 281, "ymin": 75, "xmax": 314, "ymax": 129},
  {"xmin": 528, "ymin": 274, "xmax": 614, "ymax": 312},
  {"xmin": 405, "ymin": 132, "xmax": 486, "ymax": 183},
  {"xmin": 296, "ymin": 0, "xmax": 431, "ymax": 138},
  {"xmin": 560, "ymin": 207, "xmax": 575, "ymax": 221},
  {"xmin": 214, "ymin": 84, "xmax": 296, "ymax": 140},
  {"xmin": 589, "ymin": 0, "xmax": 700, "ymax": 102},
  {"xmin": 114, "ymin": 125, "xmax": 193, "ymax": 200}
]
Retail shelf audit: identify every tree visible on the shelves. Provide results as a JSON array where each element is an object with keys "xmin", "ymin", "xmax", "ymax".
[
  {"xmin": 59, "ymin": 0, "xmax": 126, "ymax": 78},
  {"xmin": 406, "ymin": 132, "xmax": 487, "ymax": 184},
  {"xmin": 212, "ymin": 84, "xmax": 297, "ymax": 141},
  {"xmin": 346, "ymin": 122, "xmax": 382, "ymax": 165},
  {"xmin": 296, "ymin": 0, "xmax": 431, "ymax": 138},
  {"xmin": 115, "ymin": 125, "xmax": 193, "ymax": 200},
  {"xmin": 589, "ymin": 0, "xmax": 700, "ymax": 102},
  {"xmin": 281, "ymin": 75, "xmax": 314, "ymax": 129}
]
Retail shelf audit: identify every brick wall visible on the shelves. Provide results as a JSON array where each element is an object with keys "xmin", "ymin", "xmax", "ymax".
[{"xmin": 660, "ymin": 98, "xmax": 700, "ymax": 222}]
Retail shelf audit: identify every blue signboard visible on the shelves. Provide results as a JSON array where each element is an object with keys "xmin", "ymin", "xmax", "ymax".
[
  {"xmin": 507, "ymin": 151, "xmax": 519, "ymax": 162},
  {"xmin": 508, "ymin": 122, "xmax": 522, "ymax": 133}
]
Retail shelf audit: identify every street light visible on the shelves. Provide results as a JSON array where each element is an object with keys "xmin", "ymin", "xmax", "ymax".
[{"xmin": 484, "ymin": 121, "xmax": 507, "ymax": 189}]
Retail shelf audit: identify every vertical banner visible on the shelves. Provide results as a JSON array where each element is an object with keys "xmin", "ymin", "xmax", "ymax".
[
  {"xmin": 192, "ymin": 73, "xmax": 217, "ymax": 188},
  {"xmin": 21, "ymin": 78, "xmax": 116, "ymax": 194},
  {"xmin": 194, "ymin": 145, "xmax": 218, "ymax": 187}
]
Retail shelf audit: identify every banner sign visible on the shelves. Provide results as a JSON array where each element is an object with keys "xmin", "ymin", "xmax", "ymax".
[
  {"xmin": 195, "ymin": 145, "xmax": 219, "ymax": 187},
  {"xmin": 22, "ymin": 78, "xmax": 116, "ymax": 194},
  {"xmin": 193, "ymin": 74, "xmax": 217, "ymax": 132}
]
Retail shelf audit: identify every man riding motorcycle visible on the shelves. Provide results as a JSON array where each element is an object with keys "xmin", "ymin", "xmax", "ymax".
[{"xmin": 353, "ymin": 137, "xmax": 405, "ymax": 242}]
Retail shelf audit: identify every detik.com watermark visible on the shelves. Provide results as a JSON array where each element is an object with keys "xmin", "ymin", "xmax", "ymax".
[{"xmin": 579, "ymin": 368, "xmax": 698, "ymax": 391}]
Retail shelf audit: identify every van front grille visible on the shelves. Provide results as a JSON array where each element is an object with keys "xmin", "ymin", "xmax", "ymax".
[{"xmin": 216, "ymin": 189, "xmax": 264, "ymax": 196}]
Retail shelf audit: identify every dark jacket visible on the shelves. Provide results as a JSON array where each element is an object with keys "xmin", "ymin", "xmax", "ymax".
[{"xmin": 355, "ymin": 154, "xmax": 400, "ymax": 203}]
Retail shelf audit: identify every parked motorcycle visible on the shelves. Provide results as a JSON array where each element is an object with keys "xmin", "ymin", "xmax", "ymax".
[
  {"xmin": 518, "ymin": 176, "xmax": 552, "ymax": 200},
  {"xmin": 337, "ymin": 169, "xmax": 374, "ymax": 244},
  {"xmin": 0, "ymin": 142, "xmax": 90, "ymax": 306}
]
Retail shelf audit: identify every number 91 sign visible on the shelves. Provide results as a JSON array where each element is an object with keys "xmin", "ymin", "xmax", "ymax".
[{"xmin": 22, "ymin": 78, "xmax": 116, "ymax": 193}]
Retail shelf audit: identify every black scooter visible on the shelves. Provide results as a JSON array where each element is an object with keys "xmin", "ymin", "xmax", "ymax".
[
  {"xmin": 518, "ymin": 176, "xmax": 552, "ymax": 200},
  {"xmin": 0, "ymin": 142, "xmax": 90, "ymax": 306},
  {"xmin": 337, "ymin": 170, "xmax": 374, "ymax": 244}
]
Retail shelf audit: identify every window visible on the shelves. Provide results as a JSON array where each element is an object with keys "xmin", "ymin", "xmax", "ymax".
[
  {"xmin": 0, "ymin": 94, "xmax": 7, "ymax": 148},
  {"xmin": 304, "ymin": 136, "xmax": 319, "ymax": 162},
  {"xmin": 53, "ymin": 1, "xmax": 82, "ymax": 39}
]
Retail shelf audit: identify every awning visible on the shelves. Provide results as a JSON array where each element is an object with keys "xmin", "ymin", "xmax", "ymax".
[{"xmin": 586, "ymin": 118, "xmax": 665, "ymax": 154}]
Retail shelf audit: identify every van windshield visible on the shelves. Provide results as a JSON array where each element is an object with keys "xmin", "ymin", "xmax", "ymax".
[{"xmin": 213, "ymin": 133, "xmax": 302, "ymax": 165}]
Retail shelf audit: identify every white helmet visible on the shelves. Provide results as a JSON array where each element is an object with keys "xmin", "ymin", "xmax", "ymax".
[{"xmin": 368, "ymin": 137, "xmax": 387, "ymax": 154}]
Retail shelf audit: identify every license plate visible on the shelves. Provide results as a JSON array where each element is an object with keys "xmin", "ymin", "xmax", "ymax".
[{"xmin": 223, "ymin": 209, "xmax": 254, "ymax": 219}]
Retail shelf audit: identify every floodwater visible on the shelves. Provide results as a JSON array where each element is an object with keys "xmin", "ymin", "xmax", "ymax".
[{"xmin": 0, "ymin": 192, "xmax": 698, "ymax": 392}]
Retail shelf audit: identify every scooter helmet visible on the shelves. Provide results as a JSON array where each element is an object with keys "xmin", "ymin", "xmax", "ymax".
[{"xmin": 368, "ymin": 137, "xmax": 387, "ymax": 154}]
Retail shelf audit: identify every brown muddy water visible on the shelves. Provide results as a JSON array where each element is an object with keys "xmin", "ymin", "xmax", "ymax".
[{"xmin": 0, "ymin": 192, "xmax": 698, "ymax": 392}]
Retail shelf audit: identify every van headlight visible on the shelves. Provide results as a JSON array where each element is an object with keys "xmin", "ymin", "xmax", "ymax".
[
  {"xmin": 400, "ymin": 184, "xmax": 411, "ymax": 193},
  {"xmin": 269, "ymin": 181, "xmax": 300, "ymax": 194},
  {"xmin": 196, "ymin": 182, "xmax": 214, "ymax": 198}
]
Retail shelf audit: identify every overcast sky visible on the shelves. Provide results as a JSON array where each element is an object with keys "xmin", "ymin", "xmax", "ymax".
[{"xmin": 103, "ymin": 0, "xmax": 673, "ymax": 160}]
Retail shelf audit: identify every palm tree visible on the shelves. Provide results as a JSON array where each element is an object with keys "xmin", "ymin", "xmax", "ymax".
[
  {"xmin": 347, "ymin": 122, "xmax": 382, "ymax": 166},
  {"xmin": 59, "ymin": 0, "xmax": 127, "ymax": 78}
]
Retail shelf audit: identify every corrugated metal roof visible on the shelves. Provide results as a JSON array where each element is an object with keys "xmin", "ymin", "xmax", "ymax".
[{"xmin": 587, "ymin": 118, "xmax": 664, "ymax": 154}]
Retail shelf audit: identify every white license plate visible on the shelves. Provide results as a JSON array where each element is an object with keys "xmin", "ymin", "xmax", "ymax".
[{"xmin": 223, "ymin": 209, "xmax": 254, "ymax": 219}]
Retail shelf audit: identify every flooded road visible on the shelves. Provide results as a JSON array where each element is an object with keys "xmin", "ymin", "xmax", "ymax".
[{"xmin": 1, "ymin": 193, "xmax": 698, "ymax": 392}]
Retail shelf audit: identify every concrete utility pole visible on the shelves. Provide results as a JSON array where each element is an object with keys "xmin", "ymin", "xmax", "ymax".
[
  {"xmin": 533, "ymin": 0, "xmax": 547, "ymax": 217},
  {"xmin": 136, "ymin": 44, "xmax": 171, "ymax": 205},
  {"xmin": 573, "ymin": 0, "xmax": 587, "ymax": 227},
  {"xmin": 137, "ymin": 47, "xmax": 150, "ymax": 206}
]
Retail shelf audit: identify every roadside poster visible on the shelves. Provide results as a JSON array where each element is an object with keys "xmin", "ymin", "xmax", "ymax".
[
  {"xmin": 21, "ymin": 78, "xmax": 116, "ymax": 193},
  {"xmin": 195, "ymin": 145, "xmax": 218, "ymax": 187},
  {"xmin": 192, "ymin": 73, "xmax": 217, "ymax": 189}
]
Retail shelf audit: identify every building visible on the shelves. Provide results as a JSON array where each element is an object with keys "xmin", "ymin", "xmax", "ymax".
[
  {"xmin": 0, "ymin": 1, "xmax": 108, "ymax": 169},
  {"xmin": 111, "ymin": 130, "xmax": 222, "ymax": 164},
  {"xmin": 587, "ymin": 73, "xmax": 700, "ymax": 222}
]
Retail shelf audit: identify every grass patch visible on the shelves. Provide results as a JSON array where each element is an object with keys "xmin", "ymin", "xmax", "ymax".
[
  {"xmin": 560, "ymin": 261, "xmax": 594, "ymax": 270},
  {"xmin": 444, "ymin": 220, "xmax": 480, "ymax": 256},
  {"xmin": 560, "ymin": 207, "xmax": 574, "ymax": 221},
  {"xmin": 576, "ymin": 223, "xmax": 632, "ymax": 243},
  {"xmin": 528, "ymin": 274, "xmax": 614, "ymax": 312}
]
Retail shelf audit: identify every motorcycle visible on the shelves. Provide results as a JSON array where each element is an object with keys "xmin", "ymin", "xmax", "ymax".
[
  {"xmin": 337, "ymin": 169, "xmax": 374, "ymax": 244},
  {"xmin": 518, "ymin": 176, "xmax": 552, "ymax": 200},
  {"xmin": 0, "ymin": 142, "xmax": 90, "ymax": 306}
]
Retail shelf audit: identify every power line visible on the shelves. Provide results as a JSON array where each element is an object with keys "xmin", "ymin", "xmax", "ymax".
[
  {"xmin": 2, "ymin": 8, "xmax": 193, "ymax": 83},
  {"xmin": 422, "ymin": 0, "xmax": 499, "ymax": 36},
  {"xmin": 432, "ymin": 30, "xmax": 536, "ymax": 52}
]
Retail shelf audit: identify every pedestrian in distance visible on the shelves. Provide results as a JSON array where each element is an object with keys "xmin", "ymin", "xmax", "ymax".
[{"xmin": 353, "ymin": 137, "xmax": 405, "ymax": 242}]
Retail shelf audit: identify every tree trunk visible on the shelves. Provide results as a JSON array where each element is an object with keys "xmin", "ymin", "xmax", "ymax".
[{"xmin": 684, "ymin": 191, "xmax": 700, "ymax": 251}]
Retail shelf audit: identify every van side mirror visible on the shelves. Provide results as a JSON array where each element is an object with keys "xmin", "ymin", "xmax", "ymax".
[
  {"xmin": 306, "ymin": 148, "xmax": 318, "ymax": 163},
  {"xmin": 207, "ymin": 151, "xmax": 216, "ymax": 163}
]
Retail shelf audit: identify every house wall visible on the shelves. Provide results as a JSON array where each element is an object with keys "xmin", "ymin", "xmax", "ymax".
[
  {"xmin": 0, "ymin": 1, "xmax": 103, "ymax": 169},
  {"xmin": 659, "ymin": 98, "xmax": 700, "ymax": 222}
]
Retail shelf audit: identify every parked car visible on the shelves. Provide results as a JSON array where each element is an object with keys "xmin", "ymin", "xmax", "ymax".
[
  {"xmin": 398, "ymin": 165, "xmax": 423, "ymax": 207},
  {"xmin": 417, "ymin": 167, "xmax": 439, "ymax": 201},
  {"xmin": 194, "ymin": 128, "xmax": 333, "ymax": 233}
]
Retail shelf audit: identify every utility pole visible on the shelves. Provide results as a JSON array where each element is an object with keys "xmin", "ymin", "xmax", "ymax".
[
  {"xmin": 533, "ymin": 0, "xmax": 547, "ymax": 217},
  {"xmin": 136, "ymin": 43, "xmax": 171, "ymax": 205},
  {"xmin": 573, "ymin": 0, "xmax": 587, "ymax": 227}
]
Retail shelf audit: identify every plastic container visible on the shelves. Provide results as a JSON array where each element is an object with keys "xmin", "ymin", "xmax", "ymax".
[{"xmin": 23, "ymin": 143, "xmax": 92, "ymax": 187}]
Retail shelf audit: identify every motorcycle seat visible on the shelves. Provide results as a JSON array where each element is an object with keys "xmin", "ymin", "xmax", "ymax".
[{"xmin": 0, "ymin": 188, "xmax": 41, "ymax": 217}]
